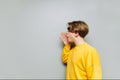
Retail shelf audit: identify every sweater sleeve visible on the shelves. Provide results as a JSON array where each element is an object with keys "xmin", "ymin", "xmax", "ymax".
[
  {"xmin": 86, "ymin": 48, "xmax": 102, "ymax": 79},
  {"xmin": 62, "ymin": 44, "xmax": 71, "ymax": 64}
]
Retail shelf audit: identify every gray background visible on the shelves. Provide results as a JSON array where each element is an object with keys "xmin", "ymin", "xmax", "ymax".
[{"xmin": 0, "ymin": 0, "xmax": 120, "ymax": 79}]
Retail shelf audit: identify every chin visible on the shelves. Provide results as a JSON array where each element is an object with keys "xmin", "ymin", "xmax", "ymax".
[{"xmin": 68, "ymin": 40, "xmax": 74, "ymax": 43}]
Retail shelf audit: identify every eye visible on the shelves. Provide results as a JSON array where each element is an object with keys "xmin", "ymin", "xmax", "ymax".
[{"xmin": 67, "ymin": 27, "xmax": 70, "ymax": 31}]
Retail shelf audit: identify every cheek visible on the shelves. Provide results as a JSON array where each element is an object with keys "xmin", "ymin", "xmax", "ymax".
[
  {"xmin": 68, "ymin": 37, "xmax": 73, "ymax": 42},
  {"xmin": 67, "ymin": 37, "xmax": 71, "ymax": 41}
]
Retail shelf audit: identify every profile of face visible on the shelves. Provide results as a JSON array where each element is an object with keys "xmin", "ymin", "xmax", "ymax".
[{"xmin": 66, "ymin": 32, "xmax": 78, "ymax": 43}]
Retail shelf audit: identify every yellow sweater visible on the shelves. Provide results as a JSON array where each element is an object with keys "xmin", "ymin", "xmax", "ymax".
[{"xmin": 62, "ymin": 42, "xmax": 102, "ymax": 80}]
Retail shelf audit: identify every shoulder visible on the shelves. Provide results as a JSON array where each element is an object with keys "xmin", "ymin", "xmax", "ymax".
[{"xmin": 85, "ymin": 43, "xmax": 99, "ymax": 55}]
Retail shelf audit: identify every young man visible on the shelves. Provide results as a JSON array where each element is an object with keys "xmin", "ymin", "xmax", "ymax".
[{"xmin": 61, "ymin": 21, "xmax": 102, "ymax": 79}]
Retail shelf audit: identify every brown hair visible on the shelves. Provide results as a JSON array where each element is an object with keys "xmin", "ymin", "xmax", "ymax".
[
  {"xmin": 67, "ymin": 20, "xmax": 89, "ymax": 38},
  {"xmin": 67, "ymin": 20, "xmax": 89, "ymax": 49}
]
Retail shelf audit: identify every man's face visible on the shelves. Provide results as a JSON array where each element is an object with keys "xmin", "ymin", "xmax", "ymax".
[{"xmin": 66, "ymin": 32, "xmax": 77, "ymax": 43}]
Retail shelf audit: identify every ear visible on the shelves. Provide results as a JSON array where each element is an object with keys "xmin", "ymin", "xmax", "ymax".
[{"xmin": 75, "ymin": 32, "xmax": 79, "ymax": 37}]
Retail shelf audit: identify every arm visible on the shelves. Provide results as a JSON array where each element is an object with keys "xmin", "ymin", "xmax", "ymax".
[
  {"xmin": 86, "ymin": 48, "xmax": 102, "ymax": 79},
  {"xmin": 62, "ymin": 44, "xmax": 71, "ymax": 64},
  {"xmin": 61, "ymin": 32, "xmax": 71, "ymax": 64}
]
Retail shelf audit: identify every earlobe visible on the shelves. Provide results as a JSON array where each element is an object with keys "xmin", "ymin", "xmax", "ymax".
[{"xmin": 75, "ymin": 32, "xmax": 79, "ymax": 37}]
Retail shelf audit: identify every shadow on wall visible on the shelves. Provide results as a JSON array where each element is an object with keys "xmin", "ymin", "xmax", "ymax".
[{"xmin": 85, "ymin": 36, "xmax": 92, "ymax": 44}]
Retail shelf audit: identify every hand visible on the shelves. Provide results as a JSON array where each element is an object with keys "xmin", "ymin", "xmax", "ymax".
[
  {"xmin": 61, "ymin": 32, "xmax": 69, "ymax": 45},
  {"xmin": 66, "ymin": 32, "xmax": 76, "ymax": 41},
  {"xmin": 67, "ymin": 32, "xmax": 84, "ymax": 45}
]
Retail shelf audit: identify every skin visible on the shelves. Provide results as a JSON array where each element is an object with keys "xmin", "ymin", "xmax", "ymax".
[{"xmin": 61, "ymin": 32, "xmax": 85, "ymax": 46}]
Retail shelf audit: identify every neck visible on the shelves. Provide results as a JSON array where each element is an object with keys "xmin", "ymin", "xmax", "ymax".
[{"xmin": 74, "ymin": 36, "xmax": 85, "ymax": 46}]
